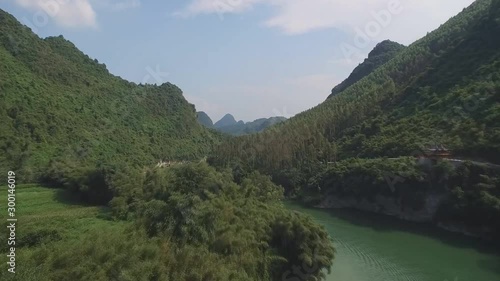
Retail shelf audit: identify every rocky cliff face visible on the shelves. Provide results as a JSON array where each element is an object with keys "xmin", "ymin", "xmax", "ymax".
[
  {"xmin": 317, "ymin": 192, "xmax": 447, "ymax": 222},
  {"xmin": 316, "ymin": 192, "xmax": 493, "ymax": 240}
]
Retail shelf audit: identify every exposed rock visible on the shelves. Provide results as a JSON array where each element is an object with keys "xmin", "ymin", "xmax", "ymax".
[{"xmin": 317, "ymin": 192, "xmax": 447, "ymax": 223}]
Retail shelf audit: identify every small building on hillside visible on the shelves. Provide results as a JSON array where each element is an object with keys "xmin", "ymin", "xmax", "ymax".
[
  {"xmin": 416, "ymin": 145, "xmax": 453, "ymax": 167},
  {"xmin": 426, "ymin": 144, "xmax": 452, "ymax": 159},
  {"xmin": 414, "ymin": 145, "xmax": 453, "ymax": 167}
]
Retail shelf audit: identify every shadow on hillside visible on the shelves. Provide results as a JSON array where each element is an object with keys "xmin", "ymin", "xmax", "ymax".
[
  {"xmin": 477, "ymin": 258, "xmax": 500, "ymax": 275},
  {"xmin": 52, "ymin": 188, "xmax": 87, "ymax": 205},
  {"xmin": 290, "ymin": 201, "xmax": 500, "ymax": 257},
  {"xmin": 324, "ymin": 207, "xmax": 500, "ymax": 256},
  {"xmin": 51, "ymin": 188, "xmax": 113, "ymax": 220}
]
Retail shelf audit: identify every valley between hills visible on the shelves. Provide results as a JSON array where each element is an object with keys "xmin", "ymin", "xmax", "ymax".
[{"xmin": 1, "ymin": 0, "xmax": 500, "ymax": 280}]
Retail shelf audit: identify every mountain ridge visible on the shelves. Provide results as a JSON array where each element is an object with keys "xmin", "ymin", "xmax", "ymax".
[
  {"xmin": 196, "ymin": 111, "xmax": 214, "ymax": 128},
  {"xmin": 203, "ymin": 112, "xmax": 287, "ymax": 135},
  {"xmin": 328, "ymin": 40, "xmax": 405, "ymax": 99},
  {"xmin": 213, "ymin": 113, "xmax": 241, "ymax": 128},
  {"xmin": 0, "ymin": 9, "xmax": 220, "ymax": 181}
]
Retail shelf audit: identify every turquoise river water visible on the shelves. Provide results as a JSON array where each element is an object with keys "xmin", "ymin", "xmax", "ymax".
[{"xmin": 287, "ymin": 203, "xmax": 500, "ymax": 281}]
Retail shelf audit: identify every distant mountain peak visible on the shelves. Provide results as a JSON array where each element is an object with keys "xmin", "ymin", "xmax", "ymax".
[
  {"xmin": 203, "ymin": 113, "xmax": 287, "ymax": 135},
  {"xmin": 214, "ymin": 114, "xmax": 239, "ymax": 128}
]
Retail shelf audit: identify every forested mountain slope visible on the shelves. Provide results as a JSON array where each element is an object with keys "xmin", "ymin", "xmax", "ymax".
[
  {"xmin": 0, "ymin": 10, "xmax": 220, "ymax": 181},
  {"xmin": 0, "ymin": 10, "xmax": 336, "ymax": 281},
  {"xmin": 212, "ymin": 0, "xmax": 500, "ymax": 238},
  {"xmin": 215, "ymin": 0, "xmax": 499, "ymax": 170},
  {"xmin": 328, "ymin": 40, "xmax": 405, "ymax": 98},
  {"xmin": 196, "ymin": 111, "xmax": 214, "ymax": 127}
]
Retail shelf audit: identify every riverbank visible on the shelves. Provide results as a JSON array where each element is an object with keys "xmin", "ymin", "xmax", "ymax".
[
  {"xmin": 312, "ymin": 192, "xmax": 498, "ymax": 242},
  {"xmin": 286, "ymin": 202, "xmax": 500, "ymax": 281},
  {"xmin": 297, "ymin": 157, "xmax": 500, "ymax": 242}
]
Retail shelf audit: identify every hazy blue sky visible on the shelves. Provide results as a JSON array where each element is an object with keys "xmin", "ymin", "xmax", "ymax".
[{"xmin": 2, "ymin": 0, "xmax": 475, "ymax": 121}]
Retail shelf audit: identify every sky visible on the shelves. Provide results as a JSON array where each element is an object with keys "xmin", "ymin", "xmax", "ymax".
[{"xmin": 1, "ymin": 0, "xmax": 476, "ymax": 122}]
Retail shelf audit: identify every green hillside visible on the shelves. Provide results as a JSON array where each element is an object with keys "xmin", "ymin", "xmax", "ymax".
[
  {"xmin": 0, "ymin": 9, "xmax": 336, "ymax": 281},
  {"xmin": 215, "ymin": 0, "xmax": 500, "ymax": 171},
  {"xmin": 328, "ymin": 40, "xmax": 405, "ymax": 98},
  {"xmin": 0, "ymin": 10, "xmax": 220, "ymax": 182},
  {"xmin": 0, "ymin": 167, "xmax": 335, "ymax": 281},
  {"xmin": 196, "ymin": 111, "xmax": 214, "ymax": 127},
  {"xmin": 212, "ymin": 0, "xmax": 500, "ymax": 238}
]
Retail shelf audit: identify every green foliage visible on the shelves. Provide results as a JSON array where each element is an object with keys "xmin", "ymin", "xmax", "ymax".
[
  {"xmin": 309, "ymin": 157, "xmax": 427, "ymax": 198},
  {"xmin": 270, "ymin": 211, "xmax": 335, "ymax": 281},
  {"xmin": 196, "ymin": 111, "xmax": 214, "ymax": 127},
  {"xmin": 109, "ymin": 162, "xmax": 334, "ymax": 280},
  {"xmin": 39, "ymin": 158, "xmax": 115, "ymax": 205},
  {"xmin": 241, "ymin": 171, "xmax": 285, "ymax": 201},
  {"xmin": 1, "ymin": 164, "xmax": 335, "ymax": 281},
  {"xmin": 0, "ymin": 10, "xmax": 336, "ymax": 280},
  {"xmin": 211, "ymin": 0, "xmax": 500, "ymax": 238},
  {"xmin": 438, "ymin": 162, "xmax": 500, "ymax": 235},
  {"xmin": 214, "ymin": 0, "xmax": 499, "ymax": 168},
  {"xmin": 303, "ymin": 158, "xmax": 500, "ymax": 236},
  {"xmin": 328, "ymin": 40, "xmax": 405, "ymax": 98},
  {"xmin": 0, "ymin": 10, "xmax": 221, "ymax": 183},
  {"xmin": 18, "ymin": 228, "xmax": 63, "ymax": 248}
]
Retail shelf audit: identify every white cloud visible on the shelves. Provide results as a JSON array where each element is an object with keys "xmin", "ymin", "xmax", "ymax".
[
  {"xmin": 173, "ymin": 0, "xmax": 264, "ymax": 18},
  {"xmin": 177, "ymin": 0, "xmax": 476, "ymax": 40},
  {"xmin": 14, "ymin": 0, "xmax": 98, "ymax": 28},
  {"xmin": 263, "ymin": 0, "xmax": 370, "ymax": 35},
  {"xmin": 105, "ymin": 0, "xmax": 141, "ymax": 11},
  {"xmin": 13, "ymin": 0, "xmax": 142, "ymax": 28}
]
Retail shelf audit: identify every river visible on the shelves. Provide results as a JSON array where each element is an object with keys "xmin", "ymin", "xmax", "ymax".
[{"xmin": 286, "ymin": 202, "xmax": 500, "ymax": 281}]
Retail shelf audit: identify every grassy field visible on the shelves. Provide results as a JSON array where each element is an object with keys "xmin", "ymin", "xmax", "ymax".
[
  {"xmin": 0, "ymin": 184, "xmax": 127, "ymax": 239},
  {"xmin": 0, "ymin": 184, "xmax": 130, "ymax": 280}
]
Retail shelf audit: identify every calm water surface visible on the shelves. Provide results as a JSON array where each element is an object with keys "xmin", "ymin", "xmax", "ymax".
[{"xmin": 286, "ymin": 202, "xmax": 500, "ymax": 281}]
